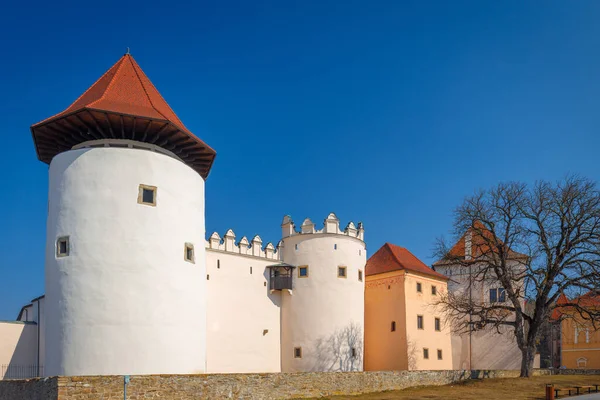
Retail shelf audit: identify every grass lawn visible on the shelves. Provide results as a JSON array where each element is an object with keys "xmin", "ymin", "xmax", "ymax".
[{"xmin": 312, "ymin": 375, "xmax": 600, "ymax": 400}]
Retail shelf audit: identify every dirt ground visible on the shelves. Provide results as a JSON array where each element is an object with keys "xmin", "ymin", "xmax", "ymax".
[{"xmin": 310, "ymin": 375, "xmax": 600, "ymax": 400}]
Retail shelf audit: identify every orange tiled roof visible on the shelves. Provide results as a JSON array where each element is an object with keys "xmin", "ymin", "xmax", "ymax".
[
  {"xmin": 552, "ymin": 291, "xmax": 600, "ymax": 320},
  {"xmin": 365, "ymin": 243, "xmax": 448, "ymax": 280},
  {"xmin": 31, "ymin": 54, "xmax": 216, "ymax": 178},
  {"xmin": 433, "ymin": 222, "xmax": 527, "ymax": 266}
]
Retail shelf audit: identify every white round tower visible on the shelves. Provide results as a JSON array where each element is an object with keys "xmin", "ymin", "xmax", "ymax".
[
  {"xmin": 280, "ymin": 213, "xmax": 366, "ymax": 372},
  {"xmin": 31, "ymin": 54, "xmax": 216, "ymax": 376}
]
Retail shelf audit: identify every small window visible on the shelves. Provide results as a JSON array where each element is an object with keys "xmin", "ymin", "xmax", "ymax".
[
  {"xmin": 338, "ymin": 266, "xmax": 347, "ymax": 278},
  {"xmin": 298, "ymin": 266, "xmax": 309, "ymax": 278},
  {"xmin": 489, "ymin": 288, "xmax": 497, "ymax": 303},
  {"xmin": 250, "ymin": 266, "xmax": 253, "ymax": 274},
  {"xmin": 437, "ymin": 349, "xmax": 443, "ymax": 360},
  {"xmin": 435, "ymin": 317, "xmax": 441, "ymax": 332},
  {"xmin": 56, "ymin": 236, "xmax": 69, "ymax": 257},
  {"xmin": 391, "ymin": 321, "xmax": 396, "ymax": 332},
  {"xmin": 217, "ymin": 260, "xmax": 220, "ymax": 269},
  {"xmin": 417, "ymin": 315, "xmax": 424, "ymax": 330},
  {"xmin": 294, "ymin": 347, "xmax": 302, "ymax": 358},
  {"xmin": 358, "ymin": 270, "xmax": 363, "ymax": 282},
  {"xmin": 359, "ymin": 249, "xmax": 361, "ymax": 256},
  {"xmin": 184, "ymin": 243, "xmax": 194, "ymax": 263},
  {"xmin": 334, "ymin": 244, "xmax": 337, "ymax": 250},
  {"xmin": 388, "ymin": 285, "xmax": 391, "ymax": 290},
  {"xmin": 351, "ymin": 347, "xmax": 357, "ymax": 358},
  {"xmin": 498, "ymin": 287, "xmax": 506, "ymax": 302},
  {"xmin": 423, "ymin": 348, "xmax": 429, "ymax": 359},
  {"xmin": 207, "ymin": 274, "xmax": 210, "ymax": 280},
  {"xmin": 295, "ymin": 244, "xmax": 298, "ymax": 251},
  {"xmin": 432, "ymin": 285, "xmax": 437, "ymax": 295},
  {"xmin": 416, "ymin": 282, "xmax": 422, "ymax": 293},
  {"xmin": 138, "ymin": 184, "xmax": 157, "ymax": 206}
]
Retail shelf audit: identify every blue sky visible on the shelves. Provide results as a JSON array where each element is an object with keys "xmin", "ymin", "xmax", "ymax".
[{"xmin": 1, "ymin": 1, "xmax": 599, "ymax": 319}]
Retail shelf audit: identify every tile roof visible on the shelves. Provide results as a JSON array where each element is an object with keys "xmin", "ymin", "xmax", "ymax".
[
  {"xmin": 433, "ymin": 221, "xmax": 527, "ymax": 266},
  {"xmin": 31, "ymin": 54, "xmax": 216, "ymax": 178},
  {"xmin": 365, "ymin": 243, "xmax": 448, "ymax": 280},
  {"xmin": 552, "ymin": 291, "xmax": 600, "ymax": 320}
]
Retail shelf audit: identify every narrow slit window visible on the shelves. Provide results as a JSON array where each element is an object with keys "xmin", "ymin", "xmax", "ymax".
[
  {"xmin": 334, "ymin": 244, "xmax": 337, "ymax": 250},
  {"xmin": 298, "ymin": 266, "xmax": 309, "ymax": 278},
  {"xmin": 184, "ymin": 243, "xmax": 195, "ymax": 263},
  {"xmin": 295, "ymin": 244, "xmax": 298, "ymax": 251},
  {"xmin": 431, "ymin": 285, "xmax": 437, "ymax": 295},
  {"xmin": 294, "ymin": 347, "xmax": 302, "ymax": 359},
  {"xmin": 437, "ymin": 349, "xmax": 443, "ymax": 360},
  {"xmin": 435, "ymin": 317, "xmax": 441, "ymax": 332},
  {"xmin": 56, "ymin": 236, "xmax": 69, "ymax": 257},
  {"xmin": 423, "ymin": 348, "xmax": 429, "ymax": 359},
  {"xmin": 351, "ymin": 347, "xmax": 357, "ymax": 358},
  {"xmin": 250, "ymin": 266, "xmax": 253, "ymax": 274},
  {"xmin": 217, "ymin": 260, "xmax": 220, "ymax": 269},
  {"xmin": 391, "ymin": 321, "xmax": 396, "ymax": 332},
  {"xmin": 416, "ymin": 282, "xmax": 422, "ymax": 293},
  {"xmin": 338, "ymin": 266, "xmax": 347, "ymax": 278},
  {"xmin": 137, "ymin": 184, "xmax": 157, "ymax": 206},
  {"xmin": 417, "ymin": 315, "xmax": 424, "ymax": 330},
  {"xmin": 358, "ymin": 270, "xmax": 363, "ymax": 282}
]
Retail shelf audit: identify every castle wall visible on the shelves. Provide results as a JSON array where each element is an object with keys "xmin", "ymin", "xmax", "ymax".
[
  {"xmin": 280, "ymin": 218, "xmax": 366, "ymax": 372},
  {"xmin": 0, "ymin": 322, "xmax": 38, "ymax": 379},
  {"xmin": 205, "ymin": 239, "xmax": 282, "ymax": 373},
  {"xmin": 45, "ymin": 146, "xmax": 206, "ymax": 376}
]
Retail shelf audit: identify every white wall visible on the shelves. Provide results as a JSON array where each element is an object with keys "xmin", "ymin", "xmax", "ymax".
[
  {"xmin": 281, "ymin": 232, "xmax": 366, "ymax": 372},
  {"xmin": 0, "ymin": 322, "xmax": 38, "ymax": 379},
  {"xmin": 205, "ymin": 249, "xmax": 282, "ymax": 373},
  {"xmin": 45, "ymin": 146, "xmax": 206, "ymax": 376}
]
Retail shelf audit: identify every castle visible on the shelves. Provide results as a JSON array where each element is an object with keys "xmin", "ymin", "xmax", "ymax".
[{"xmin": 0, "ymin": 53, "xmax": 525, "ymax": 379}]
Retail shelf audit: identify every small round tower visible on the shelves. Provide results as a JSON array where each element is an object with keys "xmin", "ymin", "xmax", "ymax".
[
  {"xmin": 279, "ymin": 213, "xmax": 366, "ymax": 372},
  {"xmin": 31, "ymin": 54, "xmax": 216, "ymax": 376}
]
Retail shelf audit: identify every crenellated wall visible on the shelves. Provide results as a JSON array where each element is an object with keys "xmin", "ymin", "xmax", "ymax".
[{"xmin": 206, "ymin": 230, "xmax": 281, "ymax": 260}]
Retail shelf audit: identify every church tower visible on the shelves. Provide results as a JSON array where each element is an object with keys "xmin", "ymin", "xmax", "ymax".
[{"xmin": 31, "ymin": 54, "xmax": 216, "ymax": 376}]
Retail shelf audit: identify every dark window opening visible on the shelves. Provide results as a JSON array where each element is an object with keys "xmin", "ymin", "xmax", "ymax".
[
  {"xmin": 437, "ymin": 349, "xmax": 443, "ymax": 360},
  {"xmin": 435, "ymin": 318, "xmax": 441, "ymax": 332},
  {"xmin": 432, "ymin": 286, "xmax": 437, "ymax": 295},
  {"xmin": 417, "ymin": 315, "xmax": 424, "ymax": 330},
  {"xmin": 294, "ymin": 347, "xmax": 302, "ymax": 358},
  {"xmin": 498, "ymin": 287, "xmax": 506, "ymax": 302},
  {"xmin": 358, "ymin": 270, "xmax": 363, "ymax": 282},
  {"xmin": 338, "ymin": 266, "xmax": 347, "ymax": 278},
  {"xmin": 299, "ymin": 266, "xmax": 309, "ymax": 277},
  {"xmin": 417, "ymin": 282, "xmax": 422, "ymax": 293},
  {"xmin": 423, "ymin": 348, "xmax": 429, "ymax": 359},
  {"xmin": 490, "ymin": 288, "xmax": 497, "ymax": 303},
  {"xmin": 351, "ymin": 347, "xmax": 357, "ymax": 358},
  {"xmin": 391, "ymin": 321, "xmax": 396, "ymax": 332},
  {"xmin": 57, "ymin": 236, "xmax": 69, "ymax": 257}
]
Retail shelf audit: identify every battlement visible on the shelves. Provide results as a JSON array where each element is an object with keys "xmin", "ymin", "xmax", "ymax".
[
  {"xmin": 281, "ymin": 213, "xmax": 364, "ymax": 241},
  {"xmin": 205, "ymin": 230, "xmax": 282, "ymax": 261}
]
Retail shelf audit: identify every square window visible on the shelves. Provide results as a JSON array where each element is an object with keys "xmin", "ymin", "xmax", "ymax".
[
  {"xmin": 435, "ymin": 317, "xmax": 441, "ymax": 332},
  {"xmin": 423, "ymin": 348, "xmax": 429, "ymax": 359},
  {"xmin": 358, "ymin": 270, "xmax": 363, "ymax": 282},
  {"xmin": 298, "ymin": 266, "xmax": 309, "ymax": 278},
  {"xmin": 338, "ymin": 266, "xmax": 347, "ymax": 278},
  {"xmin": 432, "ymin": 285, "xmax": 437, "ymax": 295},
  {"xmin": 437, "ymin": 349, "xmax": 443, "ymax": 360},
  {"xmin": 498, "ymin": 287, "xmax": 506, "ymax": 302},
  {"xmin": 489, "ymin": 288, "xmax": 497, "ymax": 303},
  {"xmin": 416, "ymin": 282, "xmax": 422, "ymax": 293},
  {"xmin": 184, "ymin": 243, "xmax": 194, "ymax": 263},
  {"xmin": 391, "ymin": 321, "xmax": 396, "ymax": 332},
  {"xmin": 138, "ymin": 184, "xmax": 157, "ymax": 206},
  {"xmin": 417, "ymin": 315, "xmax": 424, "ymax": 330},
  {"xmin": 294, "ymin": 347, "xmax": 302, "ymax": 359},
  {"xmin": 56, "ymin": 236, "xmax": 69, "ymax": 257},
  {"xmin": 351, "ymin": 347, "xmax": 357, "ymax": 358}
]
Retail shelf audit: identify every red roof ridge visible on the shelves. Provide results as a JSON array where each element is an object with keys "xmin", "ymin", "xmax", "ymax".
[{"xmin": 366, "ymin": 242, "xmax": 448, "ymax": 280}]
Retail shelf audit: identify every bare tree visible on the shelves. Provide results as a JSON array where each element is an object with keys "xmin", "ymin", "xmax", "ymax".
[
  {"xmin": 406, "ymin": 337, "xmax": 418, "ymax": 370},
  {"xmin": 312, "ymin": 322, "xmax": 363, "ymax": 372},
  {"xmin": 434, "ymin": 176, "xmax": 600, "ymax": 377}
]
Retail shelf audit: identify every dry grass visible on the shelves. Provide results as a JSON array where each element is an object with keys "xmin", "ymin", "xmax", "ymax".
[{"xmin": 313, "ymin": 375, "xmax": 600, "ymax": 400}]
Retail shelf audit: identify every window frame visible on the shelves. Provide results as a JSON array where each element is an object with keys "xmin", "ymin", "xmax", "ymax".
[
  {"xmin": 416, "ymin": 282, "xmax": 422, "ymax": 293},
  {"xmin": 338, "ymin": 266, "xmax": 347, "ymax": 278},
  {"xmin": 137, "ymin": 184, "xmax": 157, "ymax": 206},
  {"xmin": 184, "ymin": 243, "xmax": 195, "ymax": 264},
  {"xmin": 391, "ymin": 321, "xmax": 396, "ymax": 332},
  {"xmin": 298, "ymin": 265, "xmax": 309, "ymax": 278},
  {"xmin": 437, "ymin": 349, "xmax": 443, "ymax": 360},
  {"xmin": 358, "ymin": 269, "xmax": 363, "ymax": 282},
  {"xmin": 489, "ymin": 288, "xmax": 498, "ymax": 303},
  {"xmin": 423, "ymin": 348, "xmax": 429, "ymax": 359},
  {"xmin": 435, "ymin": 317, "xmax": 441, "ymax": 332},
  {"xmin": 431, "ymin": 285, "xmax": 437, "ymax": 295},
  {"xmin": 351, "ymin": 347, "xmax": 357, "ymax": 358},
  {"xmin": 294, "ymin": 347, "xmax": 302, "ymax": 359},
  {"xmin": 498, "ymin": 287, "xmax": 506, "ymax": 302},
  {"xmin": 56, "ymin": 236, "xmax": 70, "ymax": 258},
  {"xmin": 417, "ymin": 315, "xmax": 424, "ymax": 330}
]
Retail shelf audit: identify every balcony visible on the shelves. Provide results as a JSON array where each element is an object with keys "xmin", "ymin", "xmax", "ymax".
[{"xmin": 267, "ymin": 263, "xmax": 295, "ymax": 292}]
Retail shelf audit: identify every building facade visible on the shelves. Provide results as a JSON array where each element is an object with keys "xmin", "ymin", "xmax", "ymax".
[{"xmin": 364, "ymin": 243, "xmax": 453, "ymax": 371}]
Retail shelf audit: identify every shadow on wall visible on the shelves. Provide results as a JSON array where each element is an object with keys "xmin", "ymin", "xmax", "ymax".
[
  {"xmin": 311, "ymin": 322, "xmax": 363, "ymax": 372},
  {"xmin": 1, "ymin": 322, "xmax": 39, "ymax": 379},
  {"xmin": 407, "ymin": 336, "xmax": 418, "ymax": 370}
]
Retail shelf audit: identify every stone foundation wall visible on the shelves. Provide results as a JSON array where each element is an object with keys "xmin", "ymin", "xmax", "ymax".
[{"xmin": 0, "ymin": 369, "xmax": 563, "ymax": 400}]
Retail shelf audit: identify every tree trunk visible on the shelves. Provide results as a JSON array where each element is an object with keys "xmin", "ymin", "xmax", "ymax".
[{"xmin": 520, "ymin": 345, "xmax": 536, "ymax": 377}]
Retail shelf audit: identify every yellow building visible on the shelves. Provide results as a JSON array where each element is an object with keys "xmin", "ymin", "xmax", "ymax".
[
  {"xmin": 364, "ymin": 243, "xmax": 453, "ymax": 371},
  {"xmin": 554, "ymin": 292, "xmax": 600, "ymax": 369}
]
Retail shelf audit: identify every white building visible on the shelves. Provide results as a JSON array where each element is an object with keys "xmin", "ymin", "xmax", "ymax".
[{"xmin": 1, "ymin": 53, "xmax": 366, "ymax": 377}]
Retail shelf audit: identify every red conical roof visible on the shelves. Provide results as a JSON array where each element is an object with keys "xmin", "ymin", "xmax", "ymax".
[{"xmin": 31, "ymin": 54, "xmax": 216, "ymax": 178}]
